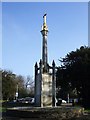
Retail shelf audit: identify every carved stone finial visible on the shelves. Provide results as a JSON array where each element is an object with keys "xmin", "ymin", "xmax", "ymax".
[
  {"xmin": 39, "ymin": 59, "xmax": 42, "ymax": 66},
  {"xmin": 35, "ymin": 62, "xmax": 38, "ymax": 68},
  {"xmin": 52, "ymin": 60, "xmax": 55, "ymax": 67}
]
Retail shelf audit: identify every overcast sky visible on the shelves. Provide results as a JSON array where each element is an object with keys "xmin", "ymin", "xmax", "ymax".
[{"xmin": 2, "ymin": 2, "xmax": 88, "ymax": 78}]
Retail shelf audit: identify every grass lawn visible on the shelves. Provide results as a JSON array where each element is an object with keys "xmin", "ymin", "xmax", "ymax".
[
  {"xmin": 0, "ymin": 107, "xmax": 2, "ymax": 112},
  {"xmin": 85, "ymin": 109, "xmax": 90, "ymax": 113},
  {"xmin": 0, "ymin": 107, "xmax": 7, "ymax": 112},
  {"xmin": 0, "ymin": 100, "xmax": 7, "ymax": 112}
]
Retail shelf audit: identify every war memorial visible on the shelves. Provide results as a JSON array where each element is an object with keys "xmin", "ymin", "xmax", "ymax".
[
  {"xmin": 3, "ymin": 14, "xmax": 85, "ymax": 120},
  {"xmin": 34, "ymin": 14, "xmax": 56, "ymax": 107}
]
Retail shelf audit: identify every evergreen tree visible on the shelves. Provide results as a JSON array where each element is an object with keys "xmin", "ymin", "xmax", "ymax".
[{"xmin": 56, "ymin": 46, "xmax": 90, "ymax": 108}]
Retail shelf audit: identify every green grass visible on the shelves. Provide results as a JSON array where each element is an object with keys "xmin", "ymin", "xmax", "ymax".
[
  {"xmin": 85, "ymin": 109, "xmax": 90, "ymax": 113},
  {"xmin": 0, "ymin": 107, "xmax": 2, "ymax": 112},
  {"xmin": 0, "ymin": 100, "xmax": 8, "ymax": 103},
  {"xmin": 0, "ymin": 107, "xmax": 7, "ymax": 112},
  {"xmin": 0, "ymin": 100, "xmax": 7, "ymax": 112}
]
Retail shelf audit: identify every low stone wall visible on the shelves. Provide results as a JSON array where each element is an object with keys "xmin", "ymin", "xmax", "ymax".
[{"xmin": 5, "ymin": 106, "xmax": 84, "ymax": 119}]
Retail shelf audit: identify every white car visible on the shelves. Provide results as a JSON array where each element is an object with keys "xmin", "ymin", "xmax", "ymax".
[
  {"xmin": 56, "ymin": 98, "xmax": 67, "ymax": 104},
  {"xmin": 62, "ymin": 100, "xmax": 67, "ymax": 103}
]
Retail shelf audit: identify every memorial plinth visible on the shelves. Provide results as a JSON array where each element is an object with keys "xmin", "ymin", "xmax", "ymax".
[{"xmin": 6, "ymin": 106, "xmax": 84, "ymax": 119}]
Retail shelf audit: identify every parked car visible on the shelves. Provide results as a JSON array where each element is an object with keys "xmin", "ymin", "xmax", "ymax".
[
  {"xmin": 17, "ymin": 98, "xmax": 25, "ymax": 103},
  {"xmin": 24, "ymin": 97, "xmax": 32, "ymax": 103},
  {"xmin": 30, "ymin": 98, "xmax": 34, "ymax": 104},
  {"xmin": 62, "ymin": 100, "xmax": 67, "ymax": 103},
  {"xmin": 16, "ymin": 97, "xmax": 34, "ymax": 104},
  {"xmin": 56, "ymin": 98, "xmax": 67, "ymax": 106}
]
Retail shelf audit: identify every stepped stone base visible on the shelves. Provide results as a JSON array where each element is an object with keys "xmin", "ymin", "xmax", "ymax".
[{"xmin": 5, "ymin": 106, "xmax": 84, "ymax": 119}]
